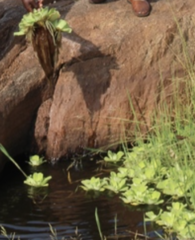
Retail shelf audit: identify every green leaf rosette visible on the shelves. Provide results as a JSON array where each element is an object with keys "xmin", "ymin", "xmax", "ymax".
[
  {"xmin": 14, "ymin": 7, "xmax": 72, "ymax": 80},
  {"xmin": 14, "ymin": 7, "xmax": 72, "ymax": 44}
]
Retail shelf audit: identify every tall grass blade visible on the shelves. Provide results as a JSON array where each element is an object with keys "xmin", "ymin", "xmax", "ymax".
[
  {"xmin": 0, "ymin": 144, "xmax": 28, "ymax": 178},
  {"xmin": 114, "ymin": 213, "xmax": 117, "ymax": 236},
  {"xmin": 95, "ymin": 207, "xmax": 104, "ymax": 240}
]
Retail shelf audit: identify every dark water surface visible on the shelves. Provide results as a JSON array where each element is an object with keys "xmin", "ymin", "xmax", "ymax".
[{"xmin": 0, "ymin": 159, "xmax": 153, "ymax": 240}]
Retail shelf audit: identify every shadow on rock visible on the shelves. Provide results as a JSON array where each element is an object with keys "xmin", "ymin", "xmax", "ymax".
[
  {"xmin": 38, "ymin": 31, "xmax": 119, "ymax": 159},
  {"xmin": 61, "ymin": 31, "xmax": 119, "ymax": 115}
]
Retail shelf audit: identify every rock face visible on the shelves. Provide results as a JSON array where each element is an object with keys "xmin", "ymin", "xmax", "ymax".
[{"xmin": 0, "ymin": 0, "xmax": 195, "ymax": 165}]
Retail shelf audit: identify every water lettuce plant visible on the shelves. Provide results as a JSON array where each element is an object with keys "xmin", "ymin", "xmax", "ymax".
[
  {"xmin": 28, "ymin": 155, "xmax": 46, "ymax": 166},
  {"xmin": 105, "ymin": 172, "xmax": 128, "ymax": 193},
  {"xmin": 123, "ymin": 144, "xmax": 152, "ymax": 166},
  {"xmin": 80, "ymin": 177, "xmax": 108, "ymax": 192},
  {"xmin": 145, "ymin": 202, "xmax": 195, "ymax": 239},
  {"xmin": 104, "ymin": 150, "xmax": 124, "ymax": 164},
  {"xmin": 120, "ymin": 178, "xmax": 163, "ymax": 206},
  {"xmin": 124, "ymin": 158, "xmax": 166, "ymax": 185},
  {"xmin": 14, "ymin": 7, "xmax": 72, "ymax": 79},
  {"xmin": 24, "ymin": 172, "xmax": 52, "ymax": 187},
  {"xmin": 117, "ymin": 167, "xmax": 129, "ymax": 178},
  {"xmin": 0, "ymin": 144, "xmax": 52, "ymax": 188},
  {"xmin": 156, "ymin": 164, "xmax": 193, "ymax": 199}
]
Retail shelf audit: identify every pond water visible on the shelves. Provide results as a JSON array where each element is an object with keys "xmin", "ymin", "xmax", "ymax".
[{"xmin": 0, "ymin": 158, "xmax": 159, "ymax": 240}]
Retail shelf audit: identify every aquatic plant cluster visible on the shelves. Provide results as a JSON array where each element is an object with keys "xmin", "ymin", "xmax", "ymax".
[
  {"xmin": 81, "ymin": 143, "xmax": 195, "ymax": 239},
  {"xmin": 0, "ymin": 144, "xmax": 52, "ymax": 188}
]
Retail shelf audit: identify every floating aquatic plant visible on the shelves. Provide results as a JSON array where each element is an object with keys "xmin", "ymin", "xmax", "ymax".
[
  {"xmin": 145, "ymin": 202, "xmax": 195, "ymax": 239},
  {"xmin": 104, "ymin": 150, "xmax": 124, "ymax": 164},
  {"xmin": 14, "ymin": 7, "xmax": 72, "ymax": 80},
  {"xmin": 120, "ymin": 178, "xmax": 163, "ymax": 206},
  {"xmin": 80, "ymin": 177, "xmax": 108, "ymax": 192},
  {"xmin": 105, "ymin": 172, "xmax": 128, "ymax": 194},
  {"xmin": 156, "ymin": 164, "xmax": 193, "ymax": 199},
  {"xmin": 28, "ymin": 155, "xmax": 46, "ymax": 166},
  {"xmin": 124, "ymin": 158, "xmax": 166, "ymax": 185},
  {"xmin": 0, "ymin": 144, "xmax": 52, "ymax": 188},
  {"xmin": 117, "ymin": 167, "xmax": 129, "ymax": 178},
  {"xmin": 24, "ymin": 172, "xmax": 52, "ymax": 187}
]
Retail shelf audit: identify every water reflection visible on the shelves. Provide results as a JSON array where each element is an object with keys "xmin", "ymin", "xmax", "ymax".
[
  {"xmin": 0, "ymin": 160, "xmax": 146, "ymax": 239},
  {"xmin": 27, "ymin": 187, "xmax": 49, "ymax": 204}
]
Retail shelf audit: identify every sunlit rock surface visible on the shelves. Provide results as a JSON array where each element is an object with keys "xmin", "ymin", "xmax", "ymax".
[{"xmin": 0, "ymin": 0, "xmax": 194, "ymax": 167}]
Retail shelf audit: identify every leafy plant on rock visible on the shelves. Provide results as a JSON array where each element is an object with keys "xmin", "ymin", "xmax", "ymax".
[
  {"xmin": 14, "ymin": 7, "xmax": 72, "ymax": 79},
  {"xmin": 14, "ymin": 7, "xmax": 71, "ymax": 42}
]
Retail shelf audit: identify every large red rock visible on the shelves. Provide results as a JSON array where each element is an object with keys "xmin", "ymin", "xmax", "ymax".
[{"xmin": 0, "ymin": 0, "xmax": 195, "ymax": 166}]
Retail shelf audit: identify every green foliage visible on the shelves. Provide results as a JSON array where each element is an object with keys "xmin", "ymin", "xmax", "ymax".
[
  {"xmin": 80, "ymin": 136, "xmax": 195, "ymax": 238},
  {"xmin": 124, "ymin": 158, "xmax": 166, "ymax": 184},
  {"xmin": 117, "ymin": 167, "xmax": 129, "ymax": 178},
  {"xmin": 120, "ymin": 178, "xmax": 163, "ymax": 206},
  {"xmin": 123, "ymin": 144, "xmax": 152, "ymax": 165},
  {"xmin": 0, "ymin": 144, "xmax": 52, "ymax": 188},
  {"xmin": 80, "ymin": 177, "xmax": 108, "ymax": 192},
  {"xmin": 14, "ymin": 7, "xmax": 72, "ymax": 79},
  {"xmin": 24, "ymin": 172, "xmax": 52, "ymax": 187},
  {"xmin": 105, "ymin": 172, "xmax": 128, "ymax": 193},
  {"xmin": 28, "ymin": 155, "xmax": 46, "ymax": 166},
  {"xmin": 156, "ymin": 164, "xmax": 193, "ymax": 199},
  {"xmin": 14, "ymin": 7, "xmax": 72, "ymax": 44},
  {"xmin": 145, "ymin": 202, "xmax": 195, "ymax": 239},
  {"xmin": 95, "ymin": 208, "xmax": 105, "ymax": 240},
  {"xmin": 104, "ymin": 150, "xmax": 124, "ymax": 163}
]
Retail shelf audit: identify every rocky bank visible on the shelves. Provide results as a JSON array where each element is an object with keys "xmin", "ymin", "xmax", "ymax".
[{"xmin": 0, "ymin": 0, "xmax": 195, "ymax": 168}]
